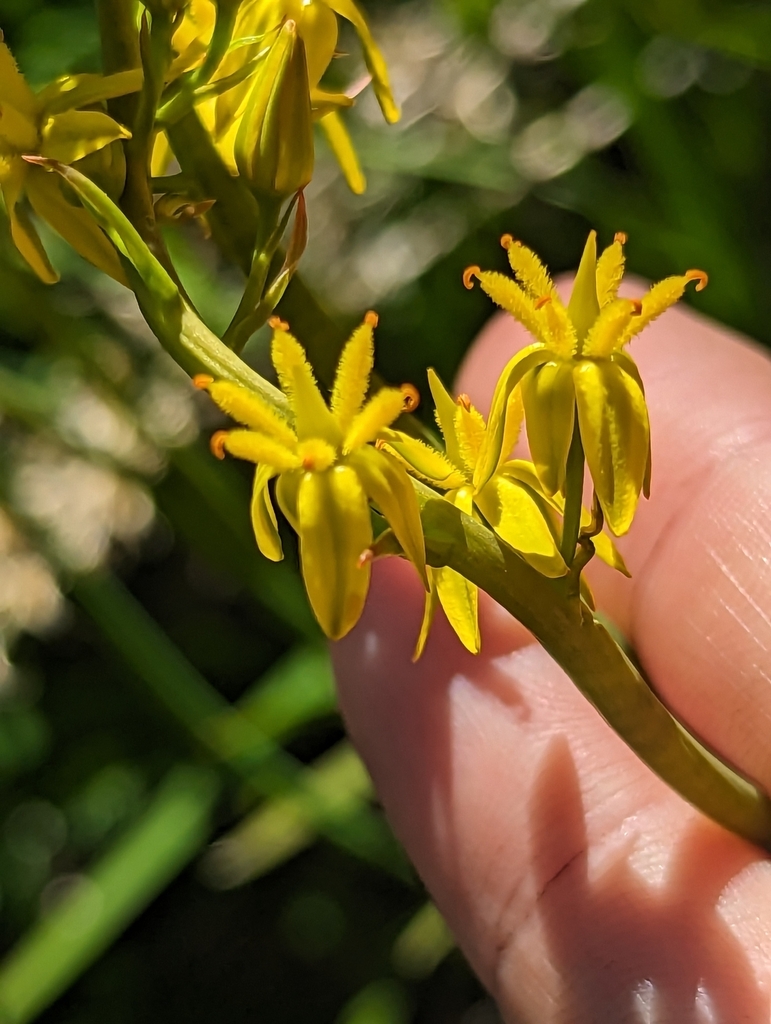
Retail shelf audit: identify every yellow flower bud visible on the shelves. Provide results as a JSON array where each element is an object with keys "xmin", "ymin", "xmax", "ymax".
[{"xmin": 234, "ymin": 19, "xmax": 314, "ymax": 199}]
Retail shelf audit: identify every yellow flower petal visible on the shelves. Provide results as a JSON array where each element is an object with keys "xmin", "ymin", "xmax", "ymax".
[
  {"xmin": 151, "ymin": 130, "xmax": 174, "ymax": 178},
  {"xmin": 473, "ymin": 343, "xmax": 550, "ymax": 492},
  {"xmin": 521, "ymin": 360, "xmax": 576, "ymax": 497},
  {"xmin": 0, "ymin": 41, "xmax": 37, "ymax": 120},
  {"xmin": 275, "ymin": 469, "xmax": 302, "ymax": 532},
  {"xmin": 379, "ymin": 429, "xmax": 467, "ymax": 489},
  {"xmin": 318, "ymin": 110, "xmax": 365, "ymax": 194},
  {"xmin": 413, "ymin": 567, "xmax": 439, "ymax": 661},
  {"xmin": 475, "ymin": 475, "xmax": 566, "ymax": 577},
  {"xmin": 251, "ymin": 464, "xmax": 283, "ymax": 561},
  {"xmin": 620, "ymin": 274, "xmax": 694, "ymax": 345},
  {"xmin": 501, "ymin": 235, "xmax": 554, "ymax": 298},
  {"xmin": 221, "ymin": 429, "xmax": 301, "ymax": 471},
  {"xmin": 325, "ymin": 0, "xmax": 400, "ymax": 124},
  {"xmin": 592, "ymin": 530, "xmax": 630, "ymax": 577},
  {"xmin": 608, "ymin": 352, "xmax": 652, "ymax": 499},
  {"xmin": 331, "ymin": 314, "xmax": 374, "ymax": 430},
  {"xmin": 567, "ymin": 230, "xmax": 600, "ymax": 343},
  {"xmin": 343, "ymin": 387, "xmax": 404, "ymax": 453},
  {"xmin": 348, "ymin": 446, "xmax": 427, "ymax": 586},
  {"xmin": 426, "ymin": 368, "xmax": 463, "ymax": 470},
  {"xmin": 38, "ymin": 70, "xmax": 143, "ymax": 116},
  {"xmin": 25, "ymin": 169, "xmax": 127, "ymax": 285},
  {"xmin": 574, "ymin": 361, "xmax": 649, "ymax": 536},
  {"xmin": 297, "ymin": 465, "xmax": 373, "ymax": 640},
  {"xmin": 0, "ymin": 100, "xmax": 38, "ymax": 151},
  {"xmin": 454, "ymin": 402, "xmax": 486, "ymax": 477},
  {"xmin": 473, "ymin": 270, "xmax": 550, "ymax": 347},
  {"xmin": 596, "ymin": 233, "xmax": 626, "ymax": 307},
  {"xmin": 0, "ymin": 159, "xmax": 58, "ymax": 283},
  {"xmin": 435, "ymin": 566, "xmax": 480, "ymax": 654},
  {"xmin": 40, "ymin": 111, "xmax": 130, "ymax": 164},
  {"xmin": 299, "ymin": 1, "xmax": 339, "ymax": 88},
  {"xmin": 206, "ymin": 379, "xmax": 297, "ymax": 445},
  {"xmin": 581, "ymin": 297, "xmax": 637, "ymax": 358},
  {"xmin": 271, "ymin": 325, "xmax": 341, "ymax": 444}
]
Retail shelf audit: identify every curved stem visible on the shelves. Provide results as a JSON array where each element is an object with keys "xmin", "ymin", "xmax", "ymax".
[{"xmin": 416, "ymin": 487, "xmax": 771, "ymax": 852}]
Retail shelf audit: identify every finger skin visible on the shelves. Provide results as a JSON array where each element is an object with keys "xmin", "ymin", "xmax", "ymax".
[{"xmin": 334, "ymin": 295, "xmax": 771, "ymax": 1021}]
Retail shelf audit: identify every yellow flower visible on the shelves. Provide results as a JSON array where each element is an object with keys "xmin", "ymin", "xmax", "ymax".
[
  {"xmin": 0, "ymin": 41, "xmax": 140, "ymax": 284},
  {"xmin": 162, "ymin": 0, "xmax": 398, "ymax": 193},
  {"xmin": 194, "ymin": 313, "xmax": 426, "ymax": 640},
  {"xmin": 383, "ymin": 370, "xmax": 629, "ymax": 656},
  {"xmin": 382, "ymin": 370, "xmax": 565, "ymax": 655},
  {"xmin": 465, "ymin": 231, "xmax": 707, "ymax": 536}
]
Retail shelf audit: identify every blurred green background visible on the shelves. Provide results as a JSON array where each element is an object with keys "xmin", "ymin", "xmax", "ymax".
[{"xmin": 0, "ymin": 0, "xmax": 767, "ymax": 1020}]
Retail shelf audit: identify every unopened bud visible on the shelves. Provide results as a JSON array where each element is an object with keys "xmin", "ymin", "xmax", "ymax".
[{"xmin": 234, "ymin": 20, "xmax": 314, "ymax": 199}]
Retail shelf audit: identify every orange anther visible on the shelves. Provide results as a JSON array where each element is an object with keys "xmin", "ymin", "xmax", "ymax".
[
  {"xmin": 192, "ymin": 373, "xmax": 214, "ymax": 390},
  {"xmin": 457, "ymin": 393, "xmax": 472, "ymax": 411},
  {"xmin": 364, "ymin": 310, "xmax": 379, "ymax": 327},
  {"xmin": 302, "ymin": 455, "xmax": 316, "ymax": 470},
  {"xmin": 535, "ymin": 295, "xmax": 551, "ymax": 310},
  {"xmin": 500, "ymin": 233, "xmax": 515, "ymax": 249},
  {"xmin": 685, "ymin": 269, "xmax": 708, "ymax": 292},
  {"xmin": 400, "ymin": 383, "xmax": 420, "ymax": 412},
  {"xmin": 210, "ymin": 431, "xmax": 228, "ymax": 459},
  {"xmin": 268, "ymin": 316, "xmax": 290, "ymax": 331},
  {"xmin": 629, "ymin": 299, "xmax": 643, "ymax": 315},
  {"xmin": 463, "ymin": 266, "xmax": 480, "ymax": 290},
  {"xmin": 374, "ymin": 438, "xmax": 386, "ymax": 450},
  {"xmin": 614, "ymin": 231, "xmax": 628, "ymax": 245}
]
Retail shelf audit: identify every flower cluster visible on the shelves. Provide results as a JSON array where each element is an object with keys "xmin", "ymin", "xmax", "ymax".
[{"xmin": 195, "ymin": 231, "xmax": 702, "ymax": 648}]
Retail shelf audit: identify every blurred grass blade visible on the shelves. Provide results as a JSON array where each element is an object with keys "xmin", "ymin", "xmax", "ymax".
[
  {"xmin": 202, "ymin": 741, "xmax": 371, "ymax": 886},
  {"xmin": 0, "ymin": 765, "xmax": 218, "ymax": 1024},
  {"xmin": 238, "ymin": 645, "xmax": 335, "ymax": 738},
  {"xmin": 391, "ymin": 902, "xmax": 455, "ymax": 980},
  {"xmin": 73, "ymin": 571, "xmax": 409, "ymax": 879},
  {"xmin": 336, "ymin": 980, "xmax": 412, "ymax": 1024}
]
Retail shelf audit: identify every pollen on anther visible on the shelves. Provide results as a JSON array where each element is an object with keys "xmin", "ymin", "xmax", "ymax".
[
  {"xmin": 375, "ymin": 438, "xmax": 386, "ymax": 450},
  {"xmin": 457, "ymin": 393, "xmax": 472, "ymax": 411},
  {"xmin": 268, "ymin": 316, "xmax": 290, "ymax": 331},
  {"xmin": 500, "ymin": 234, "xmax": 515, "ymax": 249},
  {"xmin": 192, "ymin": 374, "xmax": 214, "ymax": 390},
  {"xmin": 401, "ymin": 383, "xmax": 420, "ymax": 412},
  {"xmin": 630, "ymin": 299, "xmax": 643, "ymax": 315},
  {"xmin": 463, "ymin": 266, "xmax": 480, "ymax": 290},
  {"xmin": 685, "ymin": 269, "xmax": 708, "ymax": 292},
  {"xmin": 302, "ymin": 455, "xmax": 316, "ymax": 471},
  {"xmin": 614, "ymin": 231, "xmax": 628, "ymax": 244},
  {"xmin": 357, "ymin": 548, "xmax": 374, "ymax": 569},
  {"xmin": 535, "ymin": 295, "xmax": 551, "ymax": 310},
  {"xmin": 210, "ymin": 431, "xmax": 228, "ymax": 459},
  {"xmin": 364, "ymin": 310, "xmax": 379, "ymax": 327}
]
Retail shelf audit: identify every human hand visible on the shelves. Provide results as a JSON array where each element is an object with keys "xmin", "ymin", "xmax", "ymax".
[{"xmin": 333, "ymin": 292, "xmax": 771, "ymax": 1022}]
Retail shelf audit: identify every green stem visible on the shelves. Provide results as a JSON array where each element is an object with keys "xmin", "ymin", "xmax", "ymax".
[
  {"xmin": 417, "ymin": 487, "xmax": 771, "ymax": 852},
  {"xmin": 560, "ymin": 416, "xmax": 584, "ymax": 566},
  {"xmin": 222, "ymin": 195, "xmax": 285, "ymax": 351},
  {"xmin": 95, "ymin": 0, "xmax": 178, "ymax": 278}
]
